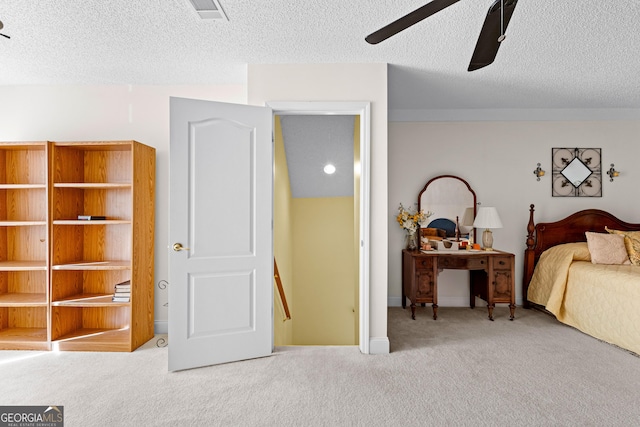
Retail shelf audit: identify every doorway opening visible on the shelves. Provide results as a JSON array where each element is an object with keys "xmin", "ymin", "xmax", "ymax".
[{"xmin": 268, "ymin": 102, "xmax": 371, "ymax": 354}]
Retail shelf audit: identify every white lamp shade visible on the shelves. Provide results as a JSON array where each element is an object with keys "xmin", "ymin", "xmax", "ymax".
[{"xmin": 473, "ymin": 207, "xmax": 503, "ymax": 229}]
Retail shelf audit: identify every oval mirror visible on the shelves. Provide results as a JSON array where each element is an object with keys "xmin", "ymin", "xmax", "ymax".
[{"xmin": 418, "ymin": 175, "xmax": 477, "ymax": 244}]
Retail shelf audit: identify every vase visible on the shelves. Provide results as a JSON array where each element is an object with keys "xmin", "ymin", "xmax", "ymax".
[{"xmin": 405, "ymin": 231, "xmax": 418, "ymax": 250}]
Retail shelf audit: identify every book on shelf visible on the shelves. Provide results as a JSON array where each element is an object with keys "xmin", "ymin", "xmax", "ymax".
[
  {"xmin": 113, "ymin": 280, "xmax": 131, "ymax": 302},
  {"xmin": 78, "ymin": 215, "xmax": 107, "ymax": 220},
  {"xmin": 114, "ymin": 291, "xmax": 131, "ymax": 297},
  {"xmin": 114, "ymin": 280, "xmax": 131, "ymax": 289}
]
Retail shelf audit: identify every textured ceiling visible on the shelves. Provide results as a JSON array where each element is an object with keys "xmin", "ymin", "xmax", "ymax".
[{"xmin": 1, "ymin": 0, "xmax": 640, "ymax": 111}]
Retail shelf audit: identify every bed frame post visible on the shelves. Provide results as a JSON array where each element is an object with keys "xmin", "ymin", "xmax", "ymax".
[{"xmin": 522, "ymin": 204, "xmax": 536, "ymax": 309}]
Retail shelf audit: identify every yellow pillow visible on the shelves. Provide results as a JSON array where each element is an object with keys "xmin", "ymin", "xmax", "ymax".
[{"xmin": 606, "ymin": 227, "xmax": 640, "ymax": 266}]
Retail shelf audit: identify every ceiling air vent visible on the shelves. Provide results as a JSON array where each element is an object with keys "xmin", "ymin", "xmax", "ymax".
[{"xmin": 187, "ymin": 0, "xmax": 228, "ymax": 20}]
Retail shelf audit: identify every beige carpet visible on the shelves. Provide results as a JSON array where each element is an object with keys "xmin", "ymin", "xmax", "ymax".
[{"xmin": 1, "ymin": 306, "xmax": 639, "ymax": 426}]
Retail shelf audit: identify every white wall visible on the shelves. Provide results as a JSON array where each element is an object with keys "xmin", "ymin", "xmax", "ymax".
[
  {"xmin": 388, "ymin": 120, "xmax": 640, "ymax": 309},
  {"xmin": 248, "ymin": 63, "xmax": 389, "ymax": 353},
  {"xmin": 0, "ymin": 84, "xmax": 247, "ymax": 332}
]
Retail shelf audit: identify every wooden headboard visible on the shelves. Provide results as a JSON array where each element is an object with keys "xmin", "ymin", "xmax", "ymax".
[{"xmin": 522, "ymin": 204, "xmax": 640, "ymax": 308}]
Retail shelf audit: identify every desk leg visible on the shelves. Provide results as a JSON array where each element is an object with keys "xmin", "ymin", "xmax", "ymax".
[
  {"xmin": 509, "ymin": 304, "xmax": 516, "ymax": 320},
  {"xmin": 401, "ymin": 252, "xmax": 406, "ymax": 309},
  {"xmin": 432, "ymin": 304, "xmax": 438, "ymax": 320},
  {"xmin": 470, "ymin": 270, "xmax": 483, "ymax": 309},
  {"xmin": 487, "ymin": 304, "xmax": 495, "ymax": 321},
  {"xmin": 469, "ymin": 283, "xmax": 476, "ymax": 309},
  {"xmin": 410, "ymin": 303, "xmax": 416, "ymax": 320}
]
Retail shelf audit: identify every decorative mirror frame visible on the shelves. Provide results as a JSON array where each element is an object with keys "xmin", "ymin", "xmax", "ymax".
[
  {"xmin": 552, "ymin": 148, "xmax": 602, "ymax": 197},
  {"xmin": 418, "ymin": 174, "xmax": 477, "ymax": 241}
]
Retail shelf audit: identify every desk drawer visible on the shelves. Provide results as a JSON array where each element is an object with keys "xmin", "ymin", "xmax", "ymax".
[
  {"xmin": 438, "ymin": 256, "xmax": 487, "ymax": 270},
  {"xmin": 415, "ymin": 257, "xmax": 434, "ymax": 270},
  {"xmin": 492, "ymin": 256, "xmax": 512, "ymax": 270}
]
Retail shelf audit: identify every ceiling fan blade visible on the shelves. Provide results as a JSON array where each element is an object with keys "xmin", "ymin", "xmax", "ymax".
[
  {"xmin": 468, "ymin": 0, "xmax": 518, "ymax": 71},
  {"xmin": 365, "ymin": 0, "xmax": 461, "ymax": 44}
]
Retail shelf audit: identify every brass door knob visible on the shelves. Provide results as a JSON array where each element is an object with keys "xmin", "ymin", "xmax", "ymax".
[{"xmin": 173, "ymin": 243, "xmax": 190, "ymax": 252}]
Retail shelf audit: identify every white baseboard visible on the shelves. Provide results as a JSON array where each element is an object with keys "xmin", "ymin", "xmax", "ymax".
[
  {"xmin": 155, "ymin": 320, "xmax": 168, "ymax": 334},
  {"xmin": 369, "ymin": 337, "xmax": 390, "ymax": 354}
]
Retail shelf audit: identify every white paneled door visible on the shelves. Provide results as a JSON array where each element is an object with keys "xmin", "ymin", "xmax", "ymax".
[{"xmin": 168, "ymin": 97, "xmax": 273, "ymax": 371}]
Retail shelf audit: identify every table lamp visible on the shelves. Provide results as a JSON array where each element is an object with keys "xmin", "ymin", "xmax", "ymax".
[{"xmin": 473, "ymin": 207, "xmax": 503, "ymax": 250}]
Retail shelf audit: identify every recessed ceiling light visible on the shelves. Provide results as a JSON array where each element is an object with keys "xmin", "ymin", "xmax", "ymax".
[
  {"xmin": 323, "ymin": 164, "xmax": 336, "ymax": 175},
  {"xmin": 187, "ymin": 0, "xmax": 228, "ymax": 20}
]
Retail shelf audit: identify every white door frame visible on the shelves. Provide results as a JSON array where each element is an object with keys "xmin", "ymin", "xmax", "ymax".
[{"xmin": 268, "ymin": 101, "xmax": 371, "ymax": 354}]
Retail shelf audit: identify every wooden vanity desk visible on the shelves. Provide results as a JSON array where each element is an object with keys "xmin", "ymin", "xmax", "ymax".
[{"xmin": 402, "ymin": 248, "xmax": 515, "ymax": 321}]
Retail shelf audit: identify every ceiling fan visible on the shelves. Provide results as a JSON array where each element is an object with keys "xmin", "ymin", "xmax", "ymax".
[
  {"xmin": 0, "ymin": 20, "xmax": 10, "ymax": 39},
  {"xmin": 365, "ymin": 0, "xmax": 518, "ymax": 71}
]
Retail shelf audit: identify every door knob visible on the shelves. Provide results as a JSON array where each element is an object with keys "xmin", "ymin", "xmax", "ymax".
[{"xmin": 173, "ymin": 243, "xmax": 190, "ymax": 252}]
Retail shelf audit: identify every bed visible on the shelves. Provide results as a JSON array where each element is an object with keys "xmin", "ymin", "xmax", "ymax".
[{"xmin": 523, "ymin": 204, "xmax": 640, "ymax": 355}]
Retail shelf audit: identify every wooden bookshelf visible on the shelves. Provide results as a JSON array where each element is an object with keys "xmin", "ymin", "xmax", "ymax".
[{"xmin": 0, "ymin": 140, "xmax": 155, "ymax": 352}]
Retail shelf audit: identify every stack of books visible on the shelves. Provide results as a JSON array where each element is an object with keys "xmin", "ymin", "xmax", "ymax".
[{"xmin": 112, "ymin": 280, "xmax": 131, "ymax": 302}]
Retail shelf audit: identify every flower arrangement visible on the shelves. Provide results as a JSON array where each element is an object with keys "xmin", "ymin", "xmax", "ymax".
[{"xmin": 396, "ymin": 203, "xmax": 433, "ymax": 234}]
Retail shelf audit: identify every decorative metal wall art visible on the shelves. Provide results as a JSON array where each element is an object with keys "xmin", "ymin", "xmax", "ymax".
[{"xmin": 552, "ymin": 148, "xmax": 602, "ymax": 197}]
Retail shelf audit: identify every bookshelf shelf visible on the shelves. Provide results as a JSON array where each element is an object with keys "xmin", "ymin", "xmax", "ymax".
[
  {"xmin": 52, "ymin": 294, "xmax": 130, "ymax": 306},
  {"xmin": 53, "ymin": 183, "xmax": 132, "ymax": 188},
  {"xmin": 0, "ymin": 221, "xmax": 47, "ymax": 226},
  {"xmin": 0, "ymin": 261, "xmax": 47, "ymax": 271},
  {"xmin": 51, "ymin": 327, "xmax": 132, "ymax": 352},
  {"xmin": 0, "ymin": 327, "xmax": 49, "ymax": 350},
  {"xmin": 52, "ymin": 260, "xmax": 131, "ymax": 270},
  {"xmin": 0, "ymin": 184, "xmax": 47, "ymax": 190},
  {"xmin": 0, "ymin": 293, "xmax": 48, "ymax": 306},
  {"xmin": 52, "ymin": 220, "xmax": 132, "ymax": 225}
]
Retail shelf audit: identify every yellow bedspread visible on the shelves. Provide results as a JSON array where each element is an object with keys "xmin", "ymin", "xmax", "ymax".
[{"xmin": 528, "ymin": 242, "xmax": 640, "ymax": 355}]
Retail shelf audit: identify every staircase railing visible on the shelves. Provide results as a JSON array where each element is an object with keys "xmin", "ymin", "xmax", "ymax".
[{"xmin": 274, "ymin": 259, "xmax": 291, "ymax": 321}]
